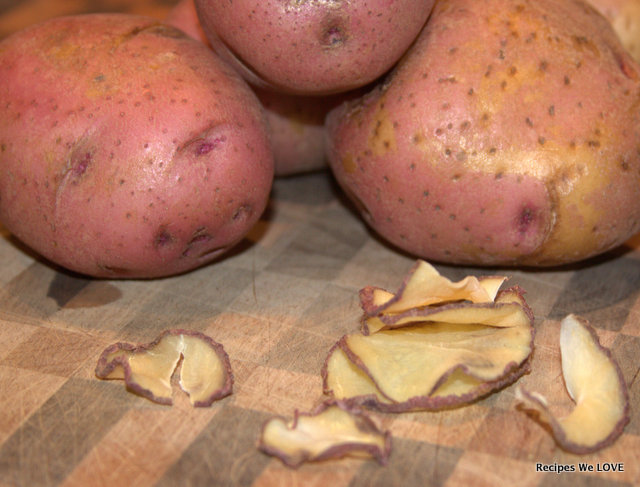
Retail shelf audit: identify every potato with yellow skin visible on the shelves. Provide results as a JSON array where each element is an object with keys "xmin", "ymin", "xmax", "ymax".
[
  {"xmin": 326, "ymin": 0, "xmax": 640, "ymax": 267},
  {"xmin": 0, "ymin": 14, "xmax": 274, "ymax": 278}
]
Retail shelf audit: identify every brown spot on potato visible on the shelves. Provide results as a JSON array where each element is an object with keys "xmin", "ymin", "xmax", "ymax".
[
  {"xmin": 154, "ymin": 227, "xmax": 174, "ymax": 249},
  {"xmin": 517, "ymin": 206, "xmax": 535, "ymax": 234},
  {"xmin": 321, "ymin": 17, "xmax": 347, "ymax": 48},
  {"xmin": 571, "ymin": 35, "xmax": 599, "ymax": 57},
  {"xmin": 620, "ymin": 157, "xmax": 630, "ymax": 171},
  {"xmin": 342, "ymin": 153, "xmax": 357, "ymax": 174},
  {"xmin": 196, "ymin": 136, "xmax": 226, "ymax": 156},
  {"xmin": 232, "ymin": 205, "xmax": 253, "ymax": 222}
]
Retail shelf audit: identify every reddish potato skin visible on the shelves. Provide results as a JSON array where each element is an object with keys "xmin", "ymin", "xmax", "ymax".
[
  {"xmin": 0, "ymin": 14, "xmax": 274, "ymax": 278},
  {"xmin": 255, "ymin": 88, "xmax": 336, "ymax": 176},
  {"xmin": 255, "ymin": 87, "xmax": 364, "ymax": 176},
  {"xmin": 588, "ymin": 0, "xmax": 640, "ymax": 60},
  {"xmin": 193, "ymin": 0, "xmax": 436, "ymax": 95},
  {"xmin": 326, "ymin": 0, "xmax": 640, "ymax": 267}
]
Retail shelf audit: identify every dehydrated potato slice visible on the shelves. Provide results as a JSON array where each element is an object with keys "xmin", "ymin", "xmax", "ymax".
[
  {"xmin": 323, "ymin": 288, "xmax": 534, "ymax": 412},
  {"xmin": 323, "ymin": 342, "xmax": 531, "ymax": 412},
  {"xmin": 516, "ymin": 314, "xmax": 630, "ymax": 454},
  {"xmin": 95, "ymin": 329, "xmax": 233, "ymax": 407},
  {"xmin": 360, "ymin": 260, "xmax": 507, "ymax": 317},
  {"xmin": 258, "ymin": 400, "xmax": 391, "ymax": 468},
  {"xmin": 362, "ymin": 287, "xmax": 532, "ymax": 334}
]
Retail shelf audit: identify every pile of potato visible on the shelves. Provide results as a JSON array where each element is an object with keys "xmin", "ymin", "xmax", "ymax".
[{"xmin": 0, "ymin": 0, "xmax": 639, "ymax": 278}]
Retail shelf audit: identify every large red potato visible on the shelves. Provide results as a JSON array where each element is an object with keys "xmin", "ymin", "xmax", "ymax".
[
  {"xmin": 193, "ymin": 0, "xmax": 436, "ymax": 95},
  {"xmin": 0, "ymin": 14, "xmax": 274, "ymax": 278},
  {"xmin": 326, "ymin": 0, "xmax": 640, "ymax": 267}
]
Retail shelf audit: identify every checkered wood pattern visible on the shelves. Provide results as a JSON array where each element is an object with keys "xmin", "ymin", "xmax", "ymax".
[{"xmin": 1, "ymin": 2, "xmax": 639, "ymax": 486}]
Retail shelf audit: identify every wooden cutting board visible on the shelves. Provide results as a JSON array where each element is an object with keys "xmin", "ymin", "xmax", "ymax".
[{"xmin": 0, "ymin": 2, "xmax": 639, "ymax": 486}]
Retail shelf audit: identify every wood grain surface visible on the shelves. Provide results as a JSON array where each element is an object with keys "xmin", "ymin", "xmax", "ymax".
[{"xmin": 0, "ymin": 2, "xmax": 639, "ymax": 486}]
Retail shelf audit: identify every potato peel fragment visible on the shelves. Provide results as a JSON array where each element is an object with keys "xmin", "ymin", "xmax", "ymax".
[
  {"xmin": 515, "ymin": 314, "xmax": 630, "ymax": 454},
  {"xmin": 362, "ymin": 286, "xmax": 533, "ymax": 335},
  {"xmin": 95, "ymin": 329, "xmax": 233, "ymax": 407},
  {"xmin": 323, "ymin": 336, "xmax": 532, "ymax": 413},
  {"xmin": 258, "ymin": 400, "xmax": 391, "ymax": 468},
  {"xmin": 360, "ymin": 260, "xmax": 507, "ymax": 318},
  {"xmin": 323, "ymin": 261, "xmax": 534, "ymax": 412}
]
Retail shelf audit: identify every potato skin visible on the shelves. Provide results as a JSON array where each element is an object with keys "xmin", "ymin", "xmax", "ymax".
[
  {"xmin": 326, "ymin": 0, "xmax": 640, "ymax": 267},
  {"xmin": 193, "ymin": 0, "xmax": 435, "ymax": 95},
  {"xmin": 0, "ymin": 14, "xmax": 274, "ymax": 278},
  {"xmin": 255, "ymin": 87, "xmax": 365, "ymax": 176}
]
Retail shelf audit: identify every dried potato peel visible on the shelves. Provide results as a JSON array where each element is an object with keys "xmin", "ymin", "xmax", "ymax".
[
  {"xmin": 258, "ymin": 401, "xmax": 391, "ymax": 468},
  {"xmin": 360, "ymin": 260, "xmax": 507, "ymax": 318},
  {"xmin": 323, "ymin": 261, "xmax": 534, "ymax": 412},
  {"xmin": 516, "ymin": 314, "xmax": 630, "ymax": 454},
  {"xmin": 95, "ymin": 329, "xmax": 233, "ymax": 407}
]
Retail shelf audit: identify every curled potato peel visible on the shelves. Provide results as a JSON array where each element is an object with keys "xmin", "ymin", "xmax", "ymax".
[
  {"xmin": 360, "ymin": 260, "xmax": 507, "ymax": 317},
  {"xmin": 516, "ymin": 314, "xmax": 630, "ymax": 454},
  {"xmin": 258, "ymin": 400, "xmax": 391, "ymax": 468},
  {"xmin": 95, "ymin": 329, "xmax": 233, "ymax": 407}
]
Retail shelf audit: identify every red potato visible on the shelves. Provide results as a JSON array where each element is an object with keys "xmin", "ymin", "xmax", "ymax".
[
  {"xmin": 326, "ymin": 0, "xmax": 640, "ymax": 267},
  {"xmin": 193, "ymin": 0, "xmax": 436, "ymax": 95},
  {"xmin": 588, "ymin": 0, "xmax": 640, "ymax": 60},
  {"xmin": 0, "ymin": 14, "xmax": 274, "ymax": 278}
]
